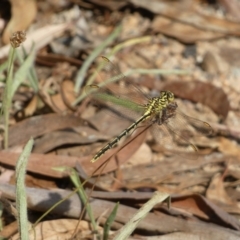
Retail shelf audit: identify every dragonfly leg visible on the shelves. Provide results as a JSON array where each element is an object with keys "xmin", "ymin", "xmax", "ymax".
[{"xmin": 157, "ymin": 102, "xmax": 178, "ymax": 125}]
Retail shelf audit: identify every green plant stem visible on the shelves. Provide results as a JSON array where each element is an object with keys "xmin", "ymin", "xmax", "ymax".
[{"xmin": 4, "ymin": 47, "xmax": 15, "ymax": 149}]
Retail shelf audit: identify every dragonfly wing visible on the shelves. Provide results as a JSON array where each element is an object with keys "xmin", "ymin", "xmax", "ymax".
[
  {"xmin": 151, "ymin": 123, "xmax": 198, "ymax": 160},
  {"xmin": 85, "ymin": 84, "xmax": 145, "ymax": 122},
  {"xmin": 89, "ymin": 56, "xmax": 149, "ymax": 106},
  {"xmin": 175, "ymin": 110, "xmax": 213, "ymax": 135},
  {"xmin": 151, "ymin": 108, "xmax": 199, "ymax": 159}
]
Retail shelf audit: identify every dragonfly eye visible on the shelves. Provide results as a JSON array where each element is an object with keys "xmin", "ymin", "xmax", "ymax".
[{"xmin": 165, "ymin": 91, "xmax": 175, "ymax": 102}]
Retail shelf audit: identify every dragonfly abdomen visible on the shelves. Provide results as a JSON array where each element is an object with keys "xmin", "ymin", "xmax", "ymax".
[{"xmin": 91, "ymin": 113, "xmax": 151, "ymax": 162}]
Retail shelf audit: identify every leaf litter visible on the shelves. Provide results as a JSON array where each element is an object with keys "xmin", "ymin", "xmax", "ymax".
[{"xmin": 1, "ymin": 1, "xmax": 240, "ymax": 239}]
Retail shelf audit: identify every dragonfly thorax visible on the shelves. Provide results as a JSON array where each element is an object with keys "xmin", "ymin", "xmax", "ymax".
[{"xmin": 144, "ymin": 91, "xmax": 175, "ymax": 115}]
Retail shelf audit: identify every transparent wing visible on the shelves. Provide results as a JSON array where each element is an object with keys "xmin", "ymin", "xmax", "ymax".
[
  {"xmin": 175, "ymin": 110, "xmax": 213, "ymax": 136},
  {"xmin": 85, "ymin": 57, "xmax": 150, "ymax": 121},
  {"xmin": 152, "ymin": 110, "xmax": 212, "ymax": 159},
  {"xmin": 152, "ymin": 123, "xmax": 199, "ymax": 160},
  {"xmin": 85, "ymin": 84, "xmax": 145, "ymax": 122},
  {"xmin": 164, "ymin": 110, "xmax": 213, "ymax": 139},
  {"xmin": 86, "ymin": 56, "xmax": 149, "ymax": 105}
]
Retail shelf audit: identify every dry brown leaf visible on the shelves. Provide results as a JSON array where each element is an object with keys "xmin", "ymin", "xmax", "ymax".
[
  {"xmin": 0, "ymin": 24, "xmax": 68, "ymax": 59},
  {"xmin": 206, "ymin": 172, "xmax": 237, "ymax": 207},
  {"xmin": 0, "ymin": 151, "xmax": 85, "ymax": 178},
  {"xmin": 126, "ymin": 143, "xmax": 152, "ymax": 166},
  {"xmin": 201, "ymin": 51, "xmax": 220, "ymax": 74},
  {"xmin": 24, "ymin": 174, "xmax": 58, "ymax": 189},
  {"xmin": 50, "ymin": 93, "xmax": 67, "ymax": 112},
  {"xmin": 161, "ymin": 80, "xmax": 230, "ymax": 120},
  {"xmin": 24, "ymin": 95, "xmax": 38, "ymax": 117},
  {"xmin": 61, "ymin": 80, "xmax": 76, "ymax": 106},
  {"xmin": 0, "ymin": 221, "xmax": 18, "ymax": 240},
  {"xmin": 218, "ymin": 137, "xmax": 240, "ymax": 156},
  {"xmin": 2, "ymin": 0, "xmax": 37, "ymax": 44},
  {"xmin": 86, "ymin": 0, "xmax": 126, "ymax": 10},
  {"xmin": 0, "ymin": 169, "xmax": 14, "ymax": 184},
  {"xmin": 88, "ymin": 190, "xmax": 153, "ymax": 201},
  {"xmin": 96, "ymin": 154, "xmax": 225, "ymax": 194},
  {"xmin": 220, "ymin": 46, "xmax": 240, "ymax": 67},
  {"xmin": 152, "ymin": 16, "xmax": 226, "ymax": 43},
  {"xmin": 39, "ymin": 76, "xmax": 61, "ymax": 113},
  {"xmin": 171, "ymin": 194, "xmax": 240, "ymax": 230},
  {"xmin": 11, "ymin": 219, "xmax": 102, "ymax": 240},
  {"xmin": 8, "ymin": 113, "xmax": 82, "ymax": 147},
  {"xmin": 219, "ymin": 0, "xmax": 240, "ymax": 20},
  {"xmin": 131, "ymin": 0, "xmax": 240, "ymax": 36},
  {"xmin": 50, "ymin": 80, "xmax": 76, "ymax": 112},
  {"xmin": 33, "ymin": 126, "xmax": 109, "ymax": 154},
  {"xmin": 87, "ymin": 109, "xmax": 132, "ymax": 137},
  {"xmin": 177, "ymin": 175, "xmax": 210, "ymax": 192}
]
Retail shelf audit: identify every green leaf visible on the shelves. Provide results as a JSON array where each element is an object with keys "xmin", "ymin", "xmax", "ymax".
[{"xmin": 103, "ymin": 202, "xmax": 119, "ymax": 240}]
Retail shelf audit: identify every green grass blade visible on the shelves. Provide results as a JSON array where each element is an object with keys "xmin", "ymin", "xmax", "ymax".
[
  {"xmin": 15, "ymin": 138, "xmax": 34, "ymax": 240},
  {"xmin": 74, "ymin": 24, "xmax": 122, "ymax": 94},
  {"xmin": 124, "ymin": 68, "xmax": 191, "ymax": 76},
  {"xmin": 12, "ymin": 48, "xmax": 36, "ymax": 97},
  {"xmin": 113, "ymin": 191, "xmax": 170, "ymax": 240},
  {"xmin": 16, "ymin": 45, "xmax": 39, "ymax": 92},
  {"xmin": 69, "ymin": 168, "xmax": 100, "ymax": 237},
  {"xmin": 103, "ymin": 202, "xmax": 119, "ymax": 240}
]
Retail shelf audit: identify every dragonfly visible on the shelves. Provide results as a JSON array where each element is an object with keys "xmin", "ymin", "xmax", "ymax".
[{"xmin": 86, "ymin": 57, "xmax": 213, "ymax": 163}]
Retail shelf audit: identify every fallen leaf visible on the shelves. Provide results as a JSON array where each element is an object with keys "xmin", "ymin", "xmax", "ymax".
[
  {"xmin": 206, "ymin": 173, "xmax": 237, "ymax": 207},
  {"xmin": 161, "ymin": 80, "xmax": 230, "ymax": 120},
  {"xmin": 219, "ymin": 0, "xmax": 240, "ymax": 20},
  {"xmin": 8, "ymin": 113, "xmax": 82, "ymax": 147},
  {"xmin": 33, "ymin": 126, "xmax": 109, "ymax": 154},
  {"xmin": 126, "ymin": 143, "xmax": 152, "ymax": 166},
  {"xmin": 12, "ymin": 219, "xmax": 102, "ymax": 240},
  {"xmin": 131, "ymin": 0, "xmax": 240, "ymax": 38},
  {"xmin": 60, "ymin": 80, "xmax": 77, "ymax": 109},
  {"xmin": 217, "ymin": 137, "xmax": 240, "ymax": 156},
  {"xmin": 50, "ymin": 94, "xmax": 68, "ymax": 112},
  {"xmin": 0, "ymin": 221, "xmax": 18, "ymax": 239},
  {"xmin": 171, "ymin": 194, "xmax": 240, "ymax": 230},
  {"xmin": 220, "ymin": 46, "xmax": 240, "ymax": 67},
  {"xmin": 152, "ymin": 16, "xmax": 226, "ymax": 43},
  {"xmin": 0, "ymin": 151, "xmax": 82, "ymax": 178},
  {"xmin": 2, "ymin": 0, "xmax": 37, "ymax": 44},
  {"xmin": 24, "ymin": 95, "xmax": 38, "ymax": 117}
]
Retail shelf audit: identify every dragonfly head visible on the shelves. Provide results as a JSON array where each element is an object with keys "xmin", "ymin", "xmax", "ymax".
[{"xmin": 161, "ymin": 91, "xmax": 175, "ymax": 103}]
